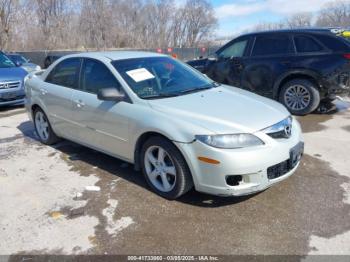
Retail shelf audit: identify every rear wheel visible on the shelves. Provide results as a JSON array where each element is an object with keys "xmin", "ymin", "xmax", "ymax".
[
  {"xmin": 33, "ymin": 108, "xmax": 59, "ymax": 145},
  {"xmin": 279, "ymin": 79, "xmax": 320, "ymax": 115},
  {"xmin": 140, "ymin": 137, "xmax": 193, "ymax": 199}
]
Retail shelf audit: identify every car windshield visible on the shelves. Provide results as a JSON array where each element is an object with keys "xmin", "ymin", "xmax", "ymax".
[
  {"xmin": 0, "ymin": 54, "xmax": 16, "ymax": 68},
  {"xmin": 8, "ymin": 54, "xmax": 28, "ymax": 64},
  {"xmin": 112, "ymin": 56, "xmax": 218, "ymax": 99}
]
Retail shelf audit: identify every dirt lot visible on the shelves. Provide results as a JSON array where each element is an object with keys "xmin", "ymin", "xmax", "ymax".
[{"xmin": 0, "ymin": 100, "xmax": 350, "ymax": 259}]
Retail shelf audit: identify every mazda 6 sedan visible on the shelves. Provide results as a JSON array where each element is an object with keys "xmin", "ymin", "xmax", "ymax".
[{"xmin": 24, "ymin": 51, "xmax": 304, "ymax": 199}]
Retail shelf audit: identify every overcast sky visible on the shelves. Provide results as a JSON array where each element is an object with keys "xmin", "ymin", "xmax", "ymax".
[{"xmin": 212, "ymin": 0, "xmax": 330, "ymax": 36}]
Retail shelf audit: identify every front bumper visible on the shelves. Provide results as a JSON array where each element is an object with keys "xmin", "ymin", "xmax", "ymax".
[
  {"xmin": 0, "ymin": 89, "xmax": 25, "ymax": 106},
  {"xmin": 175, "ymin": 119, "xmax": 303, "ymax": 196}
]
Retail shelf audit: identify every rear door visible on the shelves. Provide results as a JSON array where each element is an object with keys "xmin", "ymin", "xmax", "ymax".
[
  {"xmin": 242, "ymin": 34, "xmax": 295, "ymax": 97},
  {"xmin": 207, "ymin": 37, "xmax": 251, "ymax": 87},
  {"xmin": 70, "ymin": 58, "xmax": 130, "ymax": 159},
  {"xmin": 294, "ymin": 33, "xmax": 350, "ymax": 79},
  {"xmin": 43, "ymin": 57, "xmax": 81, "ymax": 138}
]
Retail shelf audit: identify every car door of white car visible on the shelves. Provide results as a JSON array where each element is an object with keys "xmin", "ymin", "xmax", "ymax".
[
  {"xmin": 70, "ymin": 58, "xmax": 131, "ymax": 160},
  {"xmin": 43, "ymin": 57, "xmax": 81, "ymax": 139}
]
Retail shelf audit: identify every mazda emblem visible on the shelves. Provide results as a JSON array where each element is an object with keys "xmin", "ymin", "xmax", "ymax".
[{"xmin": 284, "ymin": 124, "xmax": 292, "ymax": 138}]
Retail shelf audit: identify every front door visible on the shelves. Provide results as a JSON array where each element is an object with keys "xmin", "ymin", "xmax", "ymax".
[
  {"xmin": 207, "ymin": 37, "xmax": 250, "ymax": 87},
  {"xmin": 70, "ymin": 58, "xmax": 130, "ymax": 160}
]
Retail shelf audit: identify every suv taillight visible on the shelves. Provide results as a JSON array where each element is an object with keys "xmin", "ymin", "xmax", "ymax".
[{"xmin": 343, "ymin": 54, "xmax": 350, "ymax": 59}]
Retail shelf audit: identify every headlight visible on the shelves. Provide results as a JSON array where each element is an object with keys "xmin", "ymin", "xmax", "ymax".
[{"xmin": 195, "ymin": 134, "xmax": 264, "ymax": 149}]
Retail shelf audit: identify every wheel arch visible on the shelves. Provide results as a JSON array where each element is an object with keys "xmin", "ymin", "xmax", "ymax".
[
  {"xmin": 273, "ymin": 70, "xmax": 321, "ymax": 100},
  {"xmin": 133, "ymin": 131, "xmax": 189, "ymax": 171},
  {"xmin": 31, "ymin": 104, "xmax": 43, "ymax": 119}
]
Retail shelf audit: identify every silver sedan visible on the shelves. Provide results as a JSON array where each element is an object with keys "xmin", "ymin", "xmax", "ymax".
[{"xmin": 24, "ymin": 51, "xmax": 303, "ymax": 199}]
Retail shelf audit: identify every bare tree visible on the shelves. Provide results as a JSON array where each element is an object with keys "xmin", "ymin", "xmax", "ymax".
[
  {"xmin": 2, "ymin": 0, "xmax": 218, "ymax": 50},
  {"xmin": 182, "ymin": 0, "xmax": 217, "ymax": 47},
  {"xmin": 0, "ymin": 0, "xmax": 19, "ymax": 49},
  {"xmin": 316, "ymin": 0, "xmax": 350, "ymax": 27},
  {"xmin": 285, "ymin": 12, "xmax": 313, "ymax": 28},
  {"xmin": 79, "ymin": 0, "xmax": 112, "ymax": 50},
  {"xmin": 33, "ymin": 0, "xmax": 71, "ymax": 50},
  {"xmin": 253, "ymin": 21, "xmax": 286, "ymax": 32}
]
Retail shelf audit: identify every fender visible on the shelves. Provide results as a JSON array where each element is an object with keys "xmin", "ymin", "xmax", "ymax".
[{"xmin": 272, "ymin": 69, "xmax": 322, "ymax": 99}]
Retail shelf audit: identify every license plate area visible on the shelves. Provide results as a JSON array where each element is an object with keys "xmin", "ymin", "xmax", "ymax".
[
  {"xmin": 0, "ymin": 92, "xmax": 17, "ymax": 100},
  {"xmin": 289, "ymin": 142, "xmax": 304, "ymax": 169}
]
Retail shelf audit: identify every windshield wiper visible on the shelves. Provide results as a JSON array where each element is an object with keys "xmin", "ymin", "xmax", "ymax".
[
  {"xmin": 142, "ymin": 82, "xmax": 220, "ymax": 99},
  {"xmin": 177, "ymin": 82, "xmax": 219, "ymax": 95},
  {"xmin": 142, "ymin": 93, "xmax": 181, "ymax": 99}
]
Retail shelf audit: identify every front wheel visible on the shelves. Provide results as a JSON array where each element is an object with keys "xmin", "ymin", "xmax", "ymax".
[
  {"xmin": 141, "ymin": 137, "xmax": 193, "ymax": 199},
  {"xmin": 33, "ymin": 108, "xmax": 59, "ymax": 145},
  {"xmin": 279, "ymin": 79, "xmax": 320, "ymax": 115}
]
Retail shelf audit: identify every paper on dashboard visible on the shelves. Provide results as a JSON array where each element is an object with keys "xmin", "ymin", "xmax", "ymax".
[{"xmin": 126, "ymin": 68, "xmax": 155, "ymax": 82}]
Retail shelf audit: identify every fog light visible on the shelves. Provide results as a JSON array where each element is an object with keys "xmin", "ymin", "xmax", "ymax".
[{"xmin": 226, "ymin": 175, "xmax": 243, "ymax": 186}]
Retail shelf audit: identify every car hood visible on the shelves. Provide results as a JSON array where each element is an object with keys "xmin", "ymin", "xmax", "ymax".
[
  {"xmin": 148, "ymin": 85, "xmax": 290, "ymax": 134},
  {"xmin": 0, "ymin": 67, "xmax": 27, "ymax": 81}
]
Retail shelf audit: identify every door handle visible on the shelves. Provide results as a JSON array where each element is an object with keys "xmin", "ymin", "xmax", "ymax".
[
  {"xmin": 74, "ymin": 99, "xmax": 85, "ymax": 108},
  {"xmin": 40, "ymin": 88, "xmax": 48, "ymax": 95}
]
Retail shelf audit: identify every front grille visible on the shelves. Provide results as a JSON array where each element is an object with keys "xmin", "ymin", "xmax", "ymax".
[
  {"xmin": 262, "ymin": 116, "xmax": 292, "ymax": 139},
  {"xmin": 0, "ymin": 95, "xmax": 25, "ymax": 102},
  {"xmin": 267, "ymin": 159, "xmax": 290, "ymax": 180},
  {"xmin": 0, "ymin": 81, "xmax": 21, "ymax": 89}
]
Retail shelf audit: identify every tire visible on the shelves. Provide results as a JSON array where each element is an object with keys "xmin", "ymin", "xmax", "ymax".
[
  {"xmin": 33, "ymin": 107, "xmax": 60, "ymax": 145},
  {"xmin": 140, "ymin": 136, "xmax": 193, "ymax": 199},
  {"xmin": 279, "ymin": 79, "xmax": 320, "ymax": 115}
]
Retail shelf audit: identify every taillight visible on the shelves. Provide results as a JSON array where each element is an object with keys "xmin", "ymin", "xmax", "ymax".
[{"xmin": 343, "ymin": 53, "xmax": 350, "ymax": 59}]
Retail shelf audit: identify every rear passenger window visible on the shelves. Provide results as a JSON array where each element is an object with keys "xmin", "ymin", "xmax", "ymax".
[
  {"xmin": 316, "ymin": 34, "xmax": 350, "ymax": 52},
  {"xmin": 252, "ymin": 35, "xmax": 293, "ymax": 56},
  {"xmin": 294, "ymin": 35, "xmax": 324, "ymax": 53},
  {"xmin": 81, "ymin": 59, "xmax": 121, "ymax": 94},
  {"xmin": 46, "ymin": 58, "xmax": 80, "ymax": 89}
]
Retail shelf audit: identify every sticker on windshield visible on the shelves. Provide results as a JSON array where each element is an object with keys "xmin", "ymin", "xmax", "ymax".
[{"xmin": 126, "ymin": 68, "xmax": 155, "ymax": 82}]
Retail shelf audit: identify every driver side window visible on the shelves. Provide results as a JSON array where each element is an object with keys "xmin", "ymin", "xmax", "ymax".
[
  {"xmin": 81, "ymin": 59, "xmax": 121, "ymax": 94},
  {"xmin": 218, "ymin": 39, "xmax": 248, "ymax": 59}
]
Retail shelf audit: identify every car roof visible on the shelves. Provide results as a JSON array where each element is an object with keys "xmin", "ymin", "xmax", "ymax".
[
  {"xmin": 239, "ymin": 27, "xmax": 345, "ymax": 37},
  {"xmin": 66, "ymin": 51, "xmax": 167, "ymax": 61}
]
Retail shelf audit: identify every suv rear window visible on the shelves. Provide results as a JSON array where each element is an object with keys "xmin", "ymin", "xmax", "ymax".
[
  {"xmin": 316, "ymin": 34, "xmax": 350, "ymax": 52},
  {"xmin": 252, "ymin": 35, "xmax": 294, "ymax": 56},
  {"xmin": 294, "ymin": 35, "xmax": 324, "ymax": 53}
]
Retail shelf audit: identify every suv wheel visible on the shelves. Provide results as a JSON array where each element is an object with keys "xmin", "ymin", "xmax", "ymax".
[
  {"xmin": 141, "ymin": 136, "xmax": 193, "ymax": 199},
  {"xmin": 33, "ymin": 108, "xmax": 59, "ymax": 145},
  {"xmin": 279, "ymin": 79, "xmax": 320, "ymax": 115}
]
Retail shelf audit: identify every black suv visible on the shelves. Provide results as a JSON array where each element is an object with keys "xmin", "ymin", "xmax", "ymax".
[{"xmin": 188, "ymin": 29, "xmax": 350, "ymax": 115}]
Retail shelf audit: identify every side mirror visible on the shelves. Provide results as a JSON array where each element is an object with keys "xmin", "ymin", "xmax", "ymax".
[
  {"xmin": 15, "ymin": 61, "xmax": 23, "ymax": 67},
  {"xmin": 97, "ymin": 87, "xmax": 125, "ymax": 101},
  {"xmin": 208, "ymin": 53, "xmax": 218, "ymax": 61}
]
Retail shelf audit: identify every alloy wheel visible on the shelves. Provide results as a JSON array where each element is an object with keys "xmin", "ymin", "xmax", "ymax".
[
  {"xmin": 284, "ymin": 84, "xmax": 311, "ymax": 111},
  {"xmin": 35, "ymin": 111, "xmax": 49, "ymax": 141},
  {"xmin": 144, "ymin": 146, "xmax": 177, "ymax": 192}
]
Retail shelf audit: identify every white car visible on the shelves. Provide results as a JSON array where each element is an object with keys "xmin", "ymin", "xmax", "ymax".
[{"xmin": 25, "ymin": 51, "xmax": 304, "ymax": 199}]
